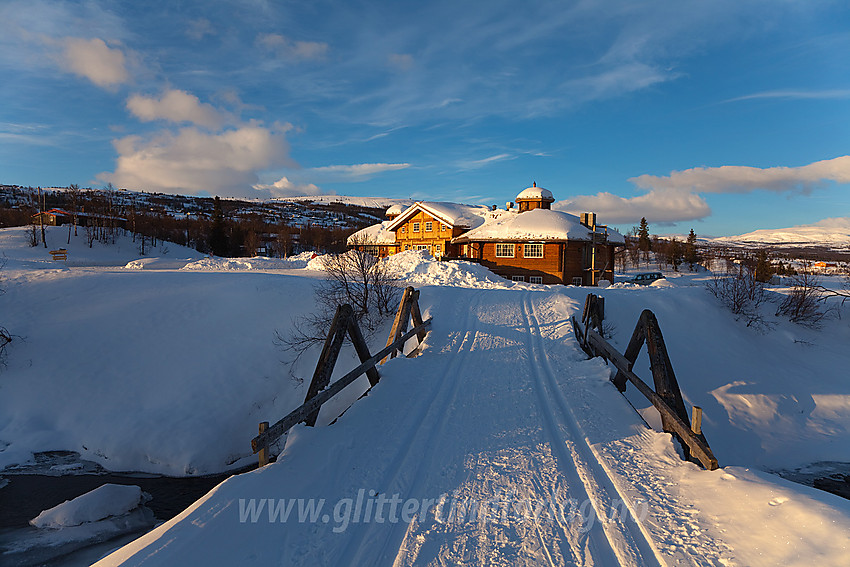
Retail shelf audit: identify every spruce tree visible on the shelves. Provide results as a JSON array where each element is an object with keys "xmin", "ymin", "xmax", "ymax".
[
  {"xmin": 754, "ymin": 248, "xmax": 774, "ymax": 283},
  {"xmin": 685, "ymin": 228, "xmax": 699, "ymax": 267},
  {"xmin": 637, "ymin": 217, "xmax": 650, "ymax": 250},
  {"xmin": 209, "ymin": 196, "xmax": 228, "ymax": 256}
]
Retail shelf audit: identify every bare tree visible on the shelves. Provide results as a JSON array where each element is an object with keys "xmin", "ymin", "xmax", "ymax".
[
  {"xmin": 279, "ymin": 236, "xmax": 400, "ymax": 364},
  {"xmin": 0, "ymin": 259, "xmax": 12, "ymax": 367}
]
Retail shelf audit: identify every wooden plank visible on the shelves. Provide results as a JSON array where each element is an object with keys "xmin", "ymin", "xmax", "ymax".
[
  {"xmin": 586, "ymin": 328, "xmax": 718, "ymax": 470},
  {"xmin": 303, "ymin": 304, "xmax": 353, "ymax": 427},
  {"xmin": 381, "ymin": 286, "xmax": 413, "ymax": 365},
  {"xmin": 389, "ymin": 287, "xmax": 416, "ymax": 361},
  {"xmin": 258, "ymin": 422, "xmax": 269, "ymax": 467},
  {"xmin": 347, "ymin": 318, "xmax": 381, "ymax": 387},
  {"xmin": 410, "ymin": 292, "xmax": 427, "ymax": 344},
  {"xmin": 692, "ymin": 406, "xmax": 703, "ymax": 435},
  {"xmin": 641, "ymin": 310, "xmax": 692, "ymax": 446},
  {"xmin": 612, "ymin": 315, "xmax": 647, "ymax": 392},
  {"xmin": 252, "ymin": 318, "xmax": 432, "ymax": 453}
]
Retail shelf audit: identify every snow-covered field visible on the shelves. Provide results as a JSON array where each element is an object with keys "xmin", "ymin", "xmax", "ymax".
[{"xmin": 2, "ymin": 227, "xmax": 850, "ymax": 565}]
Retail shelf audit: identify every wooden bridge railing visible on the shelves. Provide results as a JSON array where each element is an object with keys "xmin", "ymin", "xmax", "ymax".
[
  {"xmin": 572, "ymin": 294, "xmax": 719, "ymax": 471},
  {"xmin": 251, "ymin": 286, "xmax": 430, "ymax": 465}
]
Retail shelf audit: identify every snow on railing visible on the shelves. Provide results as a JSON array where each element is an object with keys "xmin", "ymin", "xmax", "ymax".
[{"xmin": 572, "ymin": 294, "xmax": 719, "ymax": 471}]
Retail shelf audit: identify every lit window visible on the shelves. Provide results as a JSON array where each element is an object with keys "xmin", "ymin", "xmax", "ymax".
[
  {"xmin": 425, "ymin": 221, "xmax": 433, "ymax": 232},
  {"xmin": 529, "ymin": 276, "xmax": 543, "ymax": 284},
  {"xmin": 511, "ymin": 275, "xmax": 525, "ymax": 282},
  {"xmin": 495, "ymin": 243, "xmax": 514, "ymax": 257},
  {"xmin": 413, "ymin": 222, "xmax": 420, "ymax": 233},
  {"xmin": 524, "ymin": 243, "xmax": 543, "ymax": 258}
]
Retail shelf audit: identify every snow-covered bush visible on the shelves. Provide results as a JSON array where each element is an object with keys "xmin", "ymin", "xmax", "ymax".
[{"xmin": 775, "ymin": 272, "xmax": 831, "ymax": 328}]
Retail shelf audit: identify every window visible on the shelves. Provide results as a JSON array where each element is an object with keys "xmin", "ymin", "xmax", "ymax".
[
  {"xmin": 401, "ymin": 226, "xmax": 406, "ymax": 233},
  {"xmin": 441, "ymin": 223, "xmax": 449, "ymax": 231},
  {"xmin": 435, "ymin": 244, "xmax": 442, "ymax": 255},
  {"xmin": 511, "ymin": 275, "xmax": 525, "ymax": 282},
  {"xmin": 414, "ymin": 244, "xmax": 430, "ymax": 253},
  {"xmin": 524, "ymin": 243, "xmax": 543, "ymax": 258},
  {"xmin": 529, "ymin": 276, "xmax": 543, "ymax": 284},
  {"xmin": 425, "ymin": 221, "xmax": 433, "ymax": 232},
  {"xmin": 572, "ymin": 277, "xmax": 583, "ymax": 286},
  {"xmin": 404, "ymin": 244, "xmax": 410, "ymax": 250},
  {"xmin": 412, "ymin": 222, "xmax": 420, "ymax": 233},
  {"xmin": 495, "ymin": 243, "xmax": 514, "ymax": 258}
]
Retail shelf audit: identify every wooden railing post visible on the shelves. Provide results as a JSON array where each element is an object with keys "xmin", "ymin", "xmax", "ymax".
[
  {"xmin": 381, "ymin": 286, "xmax": 414, "ymax": 364},
  {"xmin": 303, "ymin": 304, "xmax": 353, "ymax": 427},
  {"xmin": 347, "ymin": 317, "xmax": 381, "ymax": 387},
  {"xmin": 258, "ymin": 422, "xmax": 269, "ymax": 467},
  {"xmin": 691, "ymin": 406, "xmax": 703, "ymax": 435}
]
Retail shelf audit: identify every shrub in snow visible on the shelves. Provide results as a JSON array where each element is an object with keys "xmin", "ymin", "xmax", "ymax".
[
  {"xmin": 30, "ymin": 484, "xmax": 149, "ymax": 529},
  {"xmin": 705, "ymin": 265, "xmax": 771, "ymax": 330},
  {"xmin": 775, "ymin": 272, "xmax": 831, "ymax": 328}
]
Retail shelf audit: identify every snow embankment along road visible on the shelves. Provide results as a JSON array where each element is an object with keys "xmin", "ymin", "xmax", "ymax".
[{"xmin": 96, "ymin": 287, "xmax": 850, "ymax": 567}]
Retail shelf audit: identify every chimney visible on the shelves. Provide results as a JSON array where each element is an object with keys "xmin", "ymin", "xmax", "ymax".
[
  {"xmin": 506, "ymin": 202, "xmax": 513, "ymax": 210},
  {"xmin": 580, "ymin": 212, "xmax": 596, "ymax": 228},
  {"xmin": 492, "ymin": 204, "xmax": 498, "ymax": 211}
]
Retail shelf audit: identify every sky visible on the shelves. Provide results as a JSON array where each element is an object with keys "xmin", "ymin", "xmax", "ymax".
[{"xmin": 1, "ymin": 0, "xmax": 849, "ymax": 237}]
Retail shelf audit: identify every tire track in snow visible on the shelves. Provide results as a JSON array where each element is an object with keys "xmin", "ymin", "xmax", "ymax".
[
  {"xmin": 338, "ymin": 290, "xmax": 487, "ymax": 566},
  {"xmin": 521, "ymin": 292, "xmax": 664, "ymax": 567}
]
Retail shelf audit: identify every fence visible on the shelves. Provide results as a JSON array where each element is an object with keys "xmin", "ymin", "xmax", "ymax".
[
  {"xmin": 572, "ymin": 294, "xmax": 719, "ymax": 470},
  {"xmin": 251, "ymin": 286, "xmax": 431, "ymax": 466}
]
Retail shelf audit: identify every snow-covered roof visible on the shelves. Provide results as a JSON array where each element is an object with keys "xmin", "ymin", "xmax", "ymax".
[
  {"xmin": 386, "ymin": 202, "xmax": 491, "ymax": 231},
  {"xmin": 452, "ymin": 208, "xmax": 625, "ymax": 244},
  {"xmin": 385, "ymin": 204, "xmax": 404, "ymax": 216},
  {"xmin": 346, "ymin": 221, "xmax": 397, "ymax": 245},
  {"xmin": 515, "ymin": 185, "xmax": 554, "ymax": 202}
]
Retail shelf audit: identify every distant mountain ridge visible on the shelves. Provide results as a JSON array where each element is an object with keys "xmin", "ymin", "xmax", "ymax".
[
  {"xmin": 274, "ymin": 195, "xmax": 415, "ymax": 210},
  {"xmin": 712, "ymin": 217, "xmax": 850, "ymax": 249}
]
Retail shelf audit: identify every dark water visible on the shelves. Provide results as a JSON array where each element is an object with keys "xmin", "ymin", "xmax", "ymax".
[{"xmin": 0, "ymin": 452, "xmax": 254, "ymax": 566}]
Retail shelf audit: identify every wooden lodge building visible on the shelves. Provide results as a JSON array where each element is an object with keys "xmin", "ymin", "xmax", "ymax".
[{"xmin": 348, "ymin": 184, "xmax": 624, "ymax": 286}]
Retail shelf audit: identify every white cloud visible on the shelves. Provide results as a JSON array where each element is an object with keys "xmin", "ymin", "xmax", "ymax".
[
  {"xmin": 554, "ymin": 155, "xmax": 850, "ymax": 225},
  {"xmin": 99, "ymin": 124, "xmax": 295, "ymax": 198},
  {"xmin": 308, "ymin": 162, "xmax": 411, "ymax": 179},
  {"xmin": 252, "ymin": 176, "xmax": 325, "ymax": 198},
  {"xmin": 723, "ymin": 89, "xmax": 850, "ymax": 103},
  {"xmin": 554, "ymin": 189, "xmax": 711, "ymax": 225},
  {"xmin": 257, "ymin": 33, "xmax": 329, "ymax": 60},
  {"xmin": 455, "ymin": 153, "xmax": 514, "ymax": 170},
  {"xmin": 630, "ymin": 155, "xmax": 850, "ymax": 194},
  {"xmin": 61, "ymin": 37, "xmax": 129, "ymax": 88},
  {"xmin": 126, "ymin": 89, "xmax": 228, "ymax": 129}
]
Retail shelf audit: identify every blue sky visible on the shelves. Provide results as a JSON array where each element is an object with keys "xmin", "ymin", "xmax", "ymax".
[{"xmin": 1, "ymin": 0, "xmax": 849, "ymax": 237}]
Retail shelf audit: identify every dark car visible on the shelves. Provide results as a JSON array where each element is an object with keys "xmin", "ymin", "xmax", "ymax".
[{"xmin": 629, "ymin": 272, "xmax": 665, "ymax": 285}]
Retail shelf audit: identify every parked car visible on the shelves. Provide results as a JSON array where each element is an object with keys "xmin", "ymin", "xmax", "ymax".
[{"xmin": 628, "ymin": 272, "xmax": 665, "ymax": 285}]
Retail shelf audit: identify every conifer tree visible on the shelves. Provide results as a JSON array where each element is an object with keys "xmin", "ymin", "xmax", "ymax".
[
  {"xmin": 754, "ymin": 248, "xmax": 774, "ymax": 283},
  {"xmin": 637, "ymin": 217, "xmax": 651, "ymax": 261},
  {"xmin": 685, "ymin": 228, "xmax": 699, "ymax": 267},
  {"xmin": 209, "ymin": 196, "xmax": 228, "ymax": 256}
]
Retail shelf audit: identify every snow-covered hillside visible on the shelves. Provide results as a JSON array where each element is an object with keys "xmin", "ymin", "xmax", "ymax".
[
  {"xmin": 274, "ymin": 194, "xmax": 415, "ymax": 210},
  {"xmin": 712, "ymin": 217, "xmax": 850, "ymax": 248}
]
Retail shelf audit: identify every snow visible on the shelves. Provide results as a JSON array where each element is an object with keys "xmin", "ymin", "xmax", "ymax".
[
  {"xmin": 180, "ymin": 251, "xmax": 318, "ymax": 271},
  {"xmin": 386, "ymin": 202, "xmax": 491, "ymax": 231},
  {"xmin": 92, "ymin": 284, "xmax": 850, "ymax": 567},
  {"xmin": 274, "ymin": 195, "xmax": 414, "ymax": 209},
  {"xmin": 515, "ymin": 184, "xmax": 554, "ymax": 201},
  {"xmin": 713, "ymin": 216, "xmax": 850, "ymax": 248},
  {"xmin": 346, "ymin": 220, "xmax": 397, "ymax": 245},
  {"xmin": 31, "ymin": 484, "xmax": 148, "ymax": 528},
  {"xmin": 454, "ymin": 207, "xmax": 626, "ymax": 244},
  {"xmin": 4, "ymin": 227, "xmax": 850, "ymax": 565}
]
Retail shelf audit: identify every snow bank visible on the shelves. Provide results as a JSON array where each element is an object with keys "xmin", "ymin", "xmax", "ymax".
[
  {"xmin": 181, "ymin": 252, "xmax": 318, "ymax": 271},
  {"xmin": 0, "ymin": 226, "xmax": 204, "ymax": 268},
  {"xmin": 31, "ymin": 484, "xmax": 148, "ymax": 528},
  {"xmin": 384, "ymin": 250, "xmax": 518, "ymax": 289}
]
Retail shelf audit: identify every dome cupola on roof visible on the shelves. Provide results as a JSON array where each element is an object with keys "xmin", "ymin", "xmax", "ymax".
[
  {"xmin": 515, "ymin": 182, "xmax": 555, "ymax": 212},
  {"xmin": 385, "ymin": 204, "xmax": 404, "ymax": 219}
]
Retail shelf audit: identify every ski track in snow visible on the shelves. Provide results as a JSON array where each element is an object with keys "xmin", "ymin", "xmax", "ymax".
[{"xmin": 338, "ymin": 290, "xmax": 668, "ymax": 566}]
